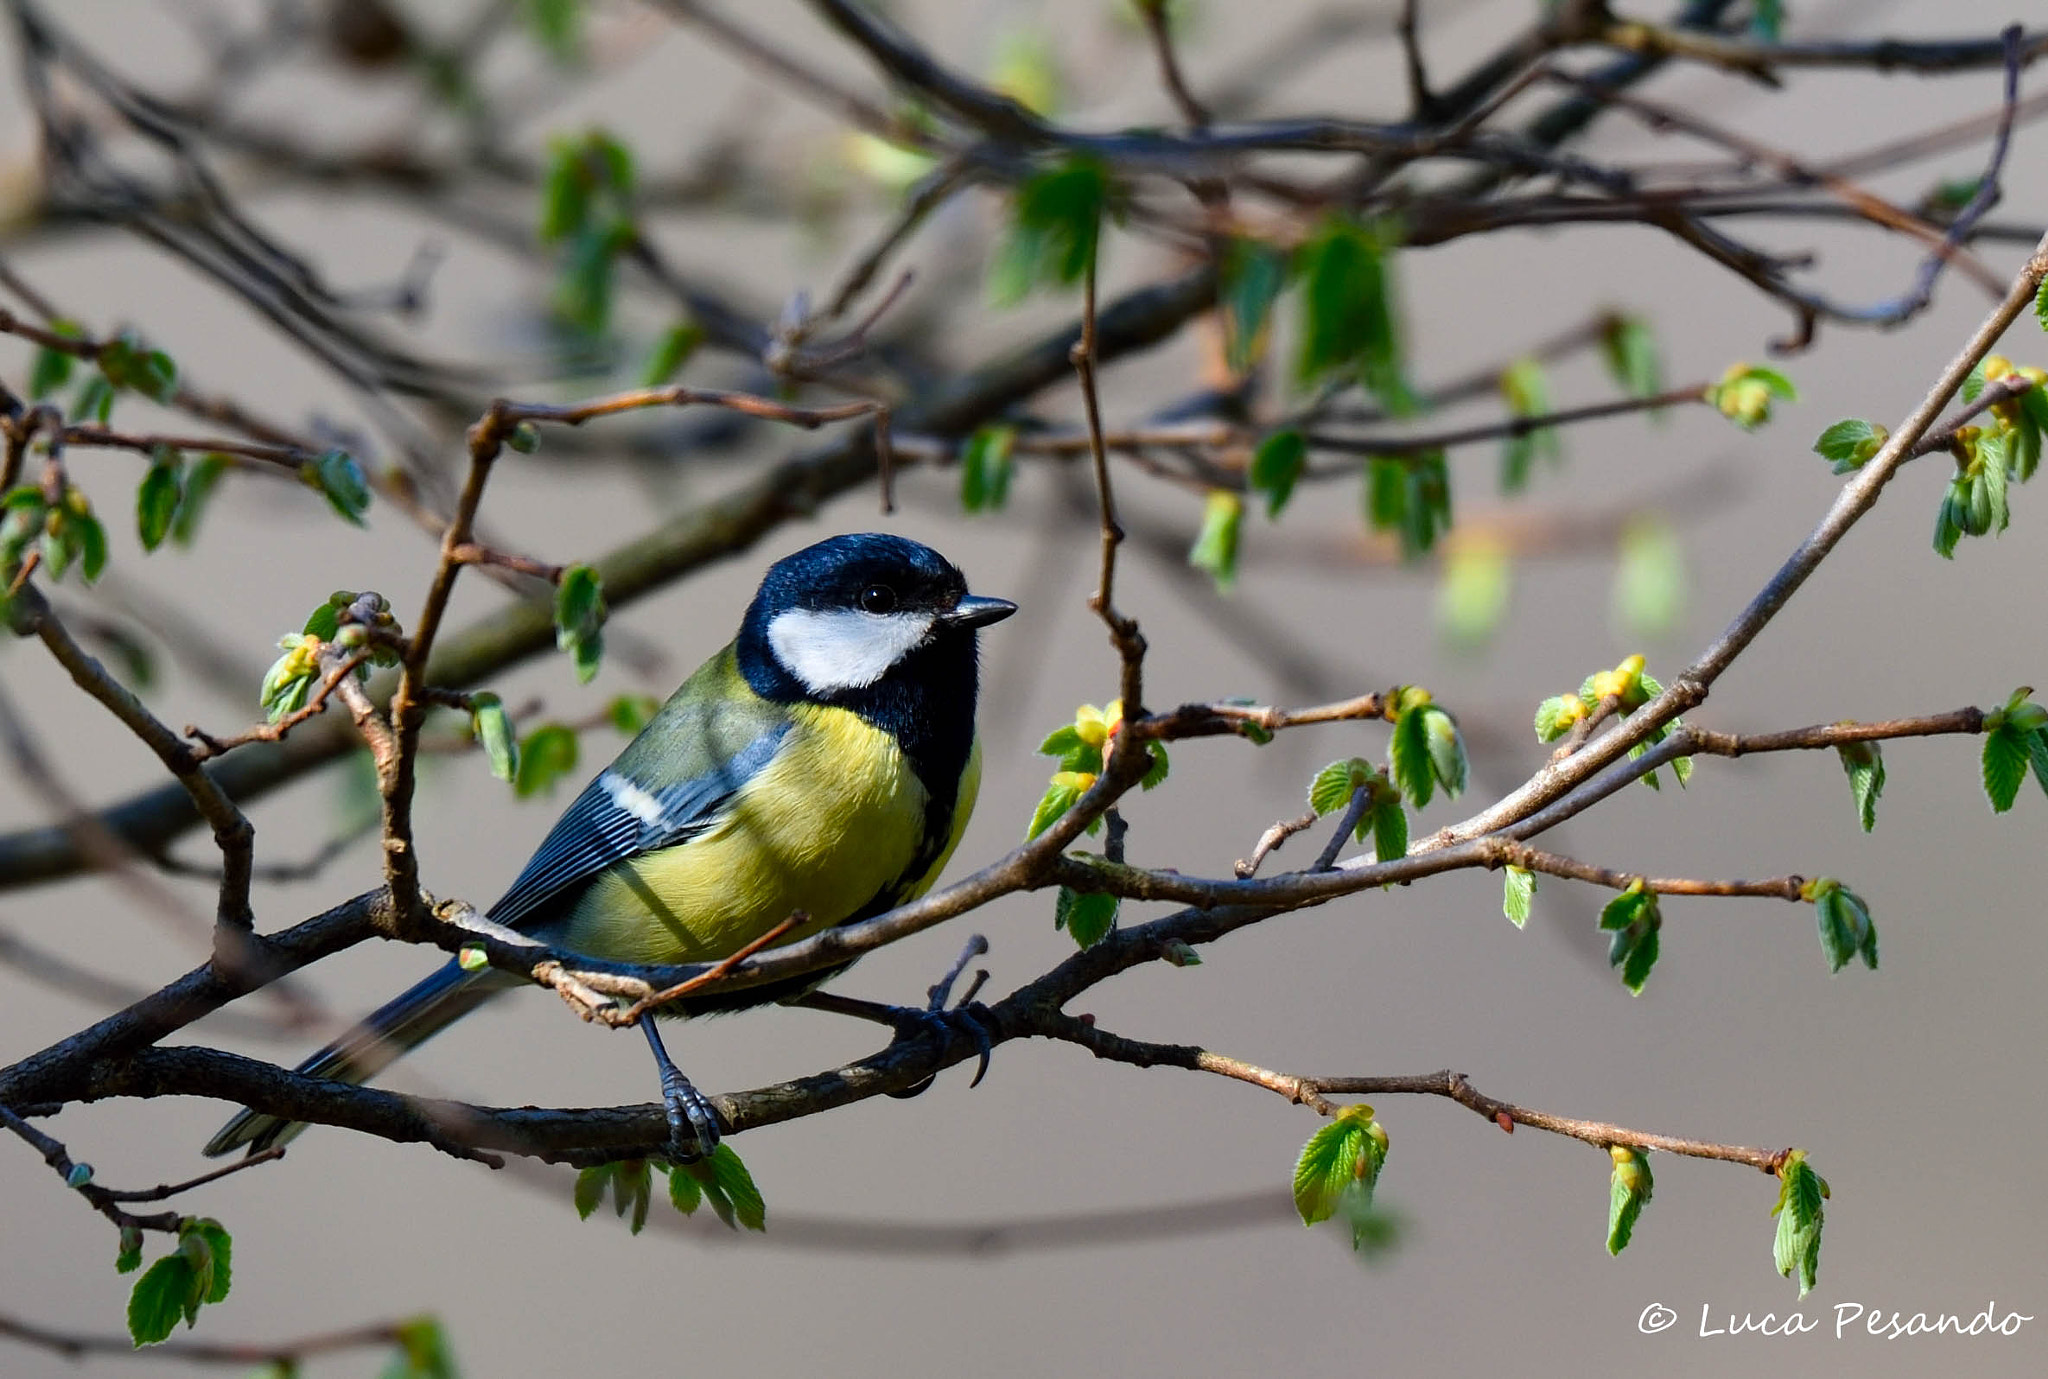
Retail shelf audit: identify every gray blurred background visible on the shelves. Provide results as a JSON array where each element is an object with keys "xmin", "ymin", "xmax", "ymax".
[{"xmin": 2, "ymin": 1, "xmax": 2045, "ymax": 1375}]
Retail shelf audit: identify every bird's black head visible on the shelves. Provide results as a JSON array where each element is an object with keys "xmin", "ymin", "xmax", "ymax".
[
  {"xmin": 735, "ymin": 533, "xmax": 1015, "ymax": 807},
  {"xmin": 737, "ymin": 531, "xmax": 1014, "ymax": 704}
]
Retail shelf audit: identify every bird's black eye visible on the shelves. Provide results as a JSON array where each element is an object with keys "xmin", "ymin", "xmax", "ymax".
[{"xmin": 858, "ymin": 584, "xmax": 897, "ymax": 614}]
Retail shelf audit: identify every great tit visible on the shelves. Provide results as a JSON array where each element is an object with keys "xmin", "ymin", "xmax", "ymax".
[{"xmin": 205, "ymin": 533, "xmax": 1016, "ymax": 1159}]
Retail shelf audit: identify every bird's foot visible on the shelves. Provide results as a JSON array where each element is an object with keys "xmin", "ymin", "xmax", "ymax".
[
  {"xmin": 884, "ymin": 1000, "xmax": 997, "ymax": 1098},
  {"xmin": 656, "ymin": 1064, "xmax": 723, "ymax": 1163},
  {"xmin": 884, "ymin": 932, "xmax": 996, "ymax": 1099},
  {"xmin": 641, "ymin": 1017, "xmax": 721, "ymax": 1163}
]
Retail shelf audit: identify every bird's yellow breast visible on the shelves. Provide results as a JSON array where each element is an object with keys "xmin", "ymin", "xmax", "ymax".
[{"xmin": 558, "ymin": 704, "xmax": 975, "ymax": 965}]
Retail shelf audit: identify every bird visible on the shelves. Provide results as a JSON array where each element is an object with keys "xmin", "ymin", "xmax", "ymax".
[{"xmin": 206, "ymin": 532, "xmax": 1016, "ymax": 1160}]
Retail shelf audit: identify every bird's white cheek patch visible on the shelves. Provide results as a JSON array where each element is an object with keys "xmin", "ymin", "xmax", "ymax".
[{"xmin": 767, "ymin": 608, "xmax": 935, "ymax": 693}]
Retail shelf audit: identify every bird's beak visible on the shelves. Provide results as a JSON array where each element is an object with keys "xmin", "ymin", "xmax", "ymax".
[{"xmin": 941, "ymin": 595, "xmax": 1018, "ymax": 629}]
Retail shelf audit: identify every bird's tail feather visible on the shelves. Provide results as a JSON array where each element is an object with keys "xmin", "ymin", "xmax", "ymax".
[{"xmin": 202, "ymin": 961, "xmax": 511, "ymax": 1157}]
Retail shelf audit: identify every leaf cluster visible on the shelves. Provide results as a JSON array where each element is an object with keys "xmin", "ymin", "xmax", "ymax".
[
  {"xmin": 1292, "ymin": 1105, "xmax": 1390, "ymax": 1253},
  {"xmin": 1771, "ymin": 1151, "xmax": 1828, "ymax": 1297},
  {"xmin": 539, "ymin": 129, "xmax": 638, "ymax": 333},
  {"xmin": 573, "ymin": 1146, "xmax": 766, "ymax": 1235},
  {"xmin": 125, "ymin": 1218, "xmax": 232, "ymax": 1347}
]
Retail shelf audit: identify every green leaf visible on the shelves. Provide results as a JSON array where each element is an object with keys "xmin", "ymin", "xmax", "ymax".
[
  {"xmin": 607, "ymin": 694, "xmax": 662, "ymax": 736},
  {"xmin": 666, "ymin": 1158, "xmax": 701, "ymax": 1215},
  {"xmin": 2012, "ymin": 403, "xmax": 2042, "ymax": 481},
  {"xmin": 73, "ymin": 373, "xmax": 114, "ymax": 425},
  {"xmin": 1026, "ymin": 779, "xmax": 1083, "ymax": 839},
  {"xmin": 2036, "ymin": 276, "xmax": 2048, "ymax": 330},
  {"xmin": 1365, "ymin": 455, "xmax": 1405, "ymax": 534},
  {"xmin": 1809, "ymin": 882, "xmax": 1876, "ymax": 974},
  {"xmin": 1498, "ymin": 357, "xmax": 1561, "ymax": 490},
  {"xmin": 29, "ymin": 343, "xmax": 74, "ymax": 398},
  {"xmin": 514, "ymin": 723, "xmax": 580, "ymax": 797},
  {"xmin": 1612, "ymin": 516, "xmax": 1684, "ymax": 640},
  {"xmin": 1812, "ymin": 418, "xmax": 1887, "ymax": 474},
  {"xmin": 641, "ymin": 320, "xmax": 703, "ymax": 386},
  {"xmin": 573, "ymin": 1164, "xmax": 610, "ymax": 1219},
  {"xmin": 670, "ymin": 1144, "xmax": 766, "ymax": 1232},
  {"xmin": 959, "ymin": 425, "xmax": 1017, "ymax": 514},
  {"xmin": 1503, "ymin": 865, "xmax": 1536, "ymax": 928},
  {"xmin": 115, "ymin": 1225, "xmax": 143, "ymax": 1274},
  {"xmin": 1750, "ymin": 0, "xmax": 1783, "ymax": 40},
  {"xmin": 1771, "ymin": 1152, "xmax": 1826, "ymax": 1297},
  {"xmin": 170, "ymin": 454, "xmax": 229, "ymax": 546},
  {"xmin": 610, "ymin": 1158, "xmax": 652, "ymax": 1234},
  {"xmin": 1309, "ymin": 758, "xmax": 1372, "ymax": 816},
  {"xmin": 72, "ymin": 509, "xmax": 108, "ymax": 582},
  {"xmin": 539, "ymin": 141, "xmax": 591, "ymax": 243},
  {"xmin": 1933, "ymin": 482, "xmax": 1964, "ymax": 558},
  {"xmin": 524, "ymin": 0, "xmax": 584, "ymax": 62},
  {"xmin": 1248, "ymin": 429, "xmax": 1306, "ymax": 519},
  {"xmin": 258, "ymin": 636, "xmax": 317, "ymax": 724},
  {"xmin": 1054, "ymin": 884, "xmax": 1118, "ymax": 948},
  {"xmin": 1600, "ymin": 313, "xmax": 1663, "ymax": 403},
  {"xmin": 127, "ymin": 1252, "xmax": 195, "ymax": 1346},
  {"xmin": 472, "ymin": 692, "xmax": 519, "ymax": 784},
  {"xmin": 307, "ymin": 450, "xmax": 371, "ymax": 526},
  {"xmin": 1814, "ymin": 886, "xmax": 1854, "ymax": 973},
  {"xmin": 1187, "ymin": 488, "xmax": 1243, "ymax": 591},
  {"xmin": 1389, "ymin": 704, "xmax": 1434, "ymax": 808},
  {"xmin": 1836, "ymin": 742, "xmax": 1884, "ymax": 832},
  {"xmin": 136, "ymin": 450, "xmax": 183, "ymax": 552},
  {"xmin": 302, "ymin": 593, "xmax": 347, "ymax": 644},
  {"xmin": 554, "ymin": 563, "xmax": 607, "ymax": 684},
  {"xmin": 1379, "ymin": 450, "xmax": 1449, "ymax": 559},
  {"xmin": 1371, "ymin": 799, "xmax": 1407, "ymax": 862},
  {"xmin": 557, "ymin": 221, "xmax": 624, "ymax": 334},
  {"xmin": 1598, "ymin": 882, "xmax": 1652, "ymax": 932},
  {"xmin": 1600, "ymin": 882, "xmax": 1662, "ymax": 995},
  {"xmin": 383, "ymin": 1316, "xmax": 458, "ymax": 1379},
  {"xmin": 1533, "ymin": 694, "xmax": 1582, "ymax": 742},
  {"xmin": 1295, "ymin": 215, "xmax": 1412, "ymax": 414},
  {"xmin": 182, "ymin": 1219, "xmax": 232, "ymax": 1305},
  {"xmin": 1036, "ymin": 724, "xmax": 1096, "ymax": 770},
  {"xmin": 1983, "ymin": 444, "xmax": 2011, "ymax": 535},
  {"xmin": 1437, "ymin": 540, "xmax": 1510, "ymax": 645},
  {"xmin": 1619, "ymin": 923, "xmax": 1660, "ymax": 995},
  {"xmin": 2026, "ymin": 727, "xmax": 2048, "ymax": 799},
  {"xmin": 1709, "ymin": 363, "xmax": 1798, "ymax": 430},
  {"xmin": 1983, "ymin": 723, "xmax": 2027, "ymax": 812},
  {"xmin": 1606, "ymin": 1147, "xmax": 1654, "ymax": 1256},
  {"xmin": 989, "ymin": 156, "xmax": 1109, "ymax": 304},
  {"xmin": 1962, "ymin": 362, "xmax": 1986, "ymax": 404},
  {"xmin": 1293, "ymin": 1105, "xmax": 1386, "ymax": 1227},
  {"xmin": 1419, "ymin": 705, "xmax": 1466, "ymax": 799},
  {"xmin": 1141, "ymin": 740, "xmax": 1170, "ymax": 791},
  {"xmin": 1219, "ymin": 237, "xmax": 1289, "ymax": 373},
  {"xmin": 136, "ymin": 349, "xmax": 178, "ymax": 404}
]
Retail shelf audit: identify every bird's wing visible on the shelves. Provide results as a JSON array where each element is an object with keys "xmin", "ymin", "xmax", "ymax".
[{"xmin": 487, "ymin": 646, "xmax": 792, "ymax": 929}]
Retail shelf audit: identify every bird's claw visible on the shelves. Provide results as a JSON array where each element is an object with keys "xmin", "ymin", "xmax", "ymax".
[
  {"xmin": 884, "ymin": 1002, "xmax": 995, "ymax": 1098},
  {"xmin": 656, "ymin": 1062, "xmax": 722, "ymax": 1163}
]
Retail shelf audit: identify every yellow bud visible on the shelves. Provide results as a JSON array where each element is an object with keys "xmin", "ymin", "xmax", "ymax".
[
  {"xmin": 1589, "ymin": 671, "xmax": 1621, "ymax": 701},
  {"xmin": 2019, "ymin": 365, "xmax": 2047, "ymax": 386},
  {"xmin": 1052, "ymin": 770, "xmax": 1097, "ymax": 792},
  {"xmin": 1616, "ymin": 654, "xmax": 1645, "ymax": 679},
  {"xmin": 1609, "ymin": 1144, "xmax": 1635, "ymax": 1166},
  {"xmin": 1103, "ymin": 699, "xmax": 1124, "ymax": 728},
  {"xmin": 1073, "ymin": 704, "xmax": 1109, "ymax": 747},
  {"xmin": 1983, "ymin": 354, "xmax": 2014, "ymax": 380},
  {"xmin": 1558, "ymin": 694, "xmax": 1587, "ymax": 724}
]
